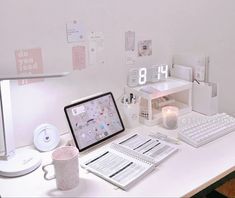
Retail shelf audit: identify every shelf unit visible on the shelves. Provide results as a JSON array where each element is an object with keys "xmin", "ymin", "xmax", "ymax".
[{"xmin": 125, "ymin": 78, "xmax": 192, "ymax": 126}]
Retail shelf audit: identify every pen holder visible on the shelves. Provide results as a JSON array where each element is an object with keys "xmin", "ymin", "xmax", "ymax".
[
  {"xmin": 192, "ymin": 82, "xmax": 218, "ymax": 116},
  {"xmin": 122, "ymin": 102, "xmax": 140, "ymax": 129}
]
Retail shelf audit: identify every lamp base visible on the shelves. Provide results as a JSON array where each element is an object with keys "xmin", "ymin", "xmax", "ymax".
[{"xmin": 0, "ymin": 148, "xmax": 41, "ymax": 177}]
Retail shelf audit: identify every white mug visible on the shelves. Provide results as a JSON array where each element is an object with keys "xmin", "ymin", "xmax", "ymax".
[{"xmin": 42, "ymin": 146, "xmax": 79, "ymax": 191}]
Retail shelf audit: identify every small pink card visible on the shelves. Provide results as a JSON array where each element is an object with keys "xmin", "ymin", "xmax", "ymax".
[
  {"xmin": 15, "ymin": 48, "xmax": 44, "ymax": 85},
  {"xmin": 72, "ymin": 46, "xmax": 86, "ymax": 70}
]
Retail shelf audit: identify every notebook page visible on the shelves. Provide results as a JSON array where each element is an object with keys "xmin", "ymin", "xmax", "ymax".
[
  {"xmin": 111, "ymin": 133, "xmax": 178, "ymax": 166},
  {"xmin": 80, "ymin": 148, "xmax": 154, "ymax": 190}
]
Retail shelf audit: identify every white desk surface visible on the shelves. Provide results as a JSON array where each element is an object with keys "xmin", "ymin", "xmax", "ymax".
[{"xmin": 1, "ymin": 112, "xmax": 235, "ymax": 197}]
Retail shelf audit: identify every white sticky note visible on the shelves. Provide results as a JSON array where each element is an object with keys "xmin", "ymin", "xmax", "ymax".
[
  {"xmin": 125, "ymin": 31, "xmax": 135, "ymax": 51},
  {"xmin": 88, "ymin": 41, "xmax": 97, "ymax": 65},
  {"xmin": 125, "ymin": 51, "xmax": 136, "ymax": 65},
  {"xmin": 66, "ymin": 20, "xmax": 85, "ymax": 43},
  {"xmin": 88, "ymin": 32, "xmax": 104, "ymax": 65}
]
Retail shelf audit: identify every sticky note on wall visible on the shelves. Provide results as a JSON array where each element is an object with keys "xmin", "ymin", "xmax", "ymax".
[
  {"xmin": 15, "ymin": 48, "xmax": 44, "ymax": 85},
  {"xmin": 66, "ymin": 20, "xmax": 85, "ymax": 43},
  {"xmin": 125, "ymin": 31, "xmax": 135, "ymax": 51},
  {"xmin": 72, "ymin": 46, "xmax": 86, "ymax": 70},
  {"xmin": 88, "ymin": 32, "xmax": 104, "ymax": 65}
]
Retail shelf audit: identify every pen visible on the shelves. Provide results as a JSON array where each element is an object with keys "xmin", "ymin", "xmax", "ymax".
[
  {"xmin": 130, "ymin": 93, "xmax": 133, "ymax": 104},
  {"xmin": 194, "ymin": 79, "xmax": 200, "ymax": 84},
  {"xmin": 149, "ymin": 133, "xmax": 180, "ymax": 145},
  {"xmin": 132, "ymin": 96, "xmax": 136, "ymax": 104},
  {"xmin": 125, "ymin": 98, "xmax": 129, "ymax": 104}
]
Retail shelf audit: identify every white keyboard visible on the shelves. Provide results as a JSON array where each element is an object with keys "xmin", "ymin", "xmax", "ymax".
[{"xmin": 179, "ymin": 113, "xmax": 235, "ymax": 147}]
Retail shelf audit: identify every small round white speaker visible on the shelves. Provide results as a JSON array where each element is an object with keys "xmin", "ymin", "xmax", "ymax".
[{"xmin": 33, "ymin": 123, "xmax": 60, "ymax": 152}]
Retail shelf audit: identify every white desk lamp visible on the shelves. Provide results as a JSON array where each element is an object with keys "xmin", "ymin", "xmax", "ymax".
[{"xmin": 0, "ymin": 72, "xmax": 69, "ymax": 177}]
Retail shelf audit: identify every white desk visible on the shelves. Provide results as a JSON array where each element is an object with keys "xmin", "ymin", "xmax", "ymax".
[{"xmin": 1, "ymin": 112, "xmax": 235, "ymax": 197}]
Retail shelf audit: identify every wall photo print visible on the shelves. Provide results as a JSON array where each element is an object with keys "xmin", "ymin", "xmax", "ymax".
[
  {"xmin": 15, "ymin": 48, "xmax": 44, "ymax": 85},
  {"xmin": 138, "ymin": 40, "xmax": 152, "ymax": 57}
]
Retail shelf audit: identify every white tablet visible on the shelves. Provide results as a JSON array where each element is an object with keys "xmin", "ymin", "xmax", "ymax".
[{"xmin": 64, "ymin": 92, "xmax": 125, "ymax": 151}]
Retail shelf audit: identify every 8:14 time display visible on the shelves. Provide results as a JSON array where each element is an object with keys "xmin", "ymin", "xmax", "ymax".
[{"xmin": 127, "ymin": 65, "xmax": 168, "ymax": 87}]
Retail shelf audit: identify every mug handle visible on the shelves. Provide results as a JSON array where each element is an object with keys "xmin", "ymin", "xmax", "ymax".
[{"xmin": 42, "ymin": 163, "xmax": 56, "ymax": 180}]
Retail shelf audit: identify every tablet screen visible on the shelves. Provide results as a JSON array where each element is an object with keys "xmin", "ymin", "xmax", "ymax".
[{"xmin": 64, "ymin": 92, "xmax": 125, "ymax": 151}]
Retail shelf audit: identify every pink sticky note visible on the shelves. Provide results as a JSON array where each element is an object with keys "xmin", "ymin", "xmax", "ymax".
[
  {"xmin": 15, "ymin": 48, "xmax": 44, "ymax": 85},
  {"xmin": 72, "ymin": 46, "xmax": 86, "ymax": 70}
]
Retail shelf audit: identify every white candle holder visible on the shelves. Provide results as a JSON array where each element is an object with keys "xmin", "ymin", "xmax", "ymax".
[{"xmin": 162, "ymin": 106, "xmax": 179, "ymax": 129}]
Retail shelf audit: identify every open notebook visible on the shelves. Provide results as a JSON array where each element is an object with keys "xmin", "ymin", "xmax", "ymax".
[{"xmin": 80, "ymin": 133, "xmax": 178, "ymax": 190}]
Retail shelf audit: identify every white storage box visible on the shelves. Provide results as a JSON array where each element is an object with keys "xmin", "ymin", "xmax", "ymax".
[{"xmin": 192, "ymin": 82, "xmax": 218, "ymax": 116}]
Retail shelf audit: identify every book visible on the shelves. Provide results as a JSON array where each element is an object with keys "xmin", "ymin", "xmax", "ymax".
[{"xmin": 80, "ymin": 133, "xmax": 178, "ymax": 190}]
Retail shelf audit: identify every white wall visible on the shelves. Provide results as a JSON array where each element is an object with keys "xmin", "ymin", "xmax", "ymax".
[
  {"xmin": 0, "ymin": 0, "xmax": 235, "ymax": 149},
  {"xmin": 167, "ymin": 0, "xmax": 235, "ymax": 115}
]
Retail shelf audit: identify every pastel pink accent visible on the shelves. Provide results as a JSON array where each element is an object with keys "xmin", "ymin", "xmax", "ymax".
[
  {"xmin": 72, "ymin": 46, "xmax": 86, "ymax": 70},
  {"xmin": 15, "ymin": 48, "xmax": 44, "ymax": 85},
  {"xmin": 48, "ymin": 146, "xmax": 79, "ymax": 191},
  {"xmin": 52, "ymin": 146, "xmax": 78, "ymax": 161}
]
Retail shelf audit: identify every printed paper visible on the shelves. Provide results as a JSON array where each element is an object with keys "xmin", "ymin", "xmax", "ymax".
[
  {"xmin": 125, "ymin": 31, "xmax": 135, "ymax": 51},
  {"xmin": 15, "ymin": 48, "xmax": 44, "ymax": 85},
  {"xmin": 72, "ymin": 46, "xmax": 86, "ymax": 70},
  {"xmin": 66, "ymin": 20, "xmax": 85, "ymax": 43},
  {"xmin": 138, "ymin": 40, "xmax": 152, "ymax": 57},
  {"xmin": 125, "ymin": 51, "xmax": 136, "ymax": 65},
  {"xmin": 88, "ymin": 32, "xmax": 104, "ymax": 65}
]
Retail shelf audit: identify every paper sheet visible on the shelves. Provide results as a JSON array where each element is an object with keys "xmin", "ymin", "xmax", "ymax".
[
  {"xmin": 88, "ymin": 32, "xmax": 104, "ymax": 65},
  {"xmin": 138, "ymin": 40, "xmax": 152, "ymax": 56},
  {"xmin": 66, "ymin": 20, "xmax": 85, "ymax": 43},
  {"xmin": 125, "ymin": 31, "xmax": 135, "ymax": 51},
  {"xmin": 125, "ymin": 51, "xmax": 136, "ymax": 65},
  {"xmin": 72, "ymin": 46, "xmax": 86, "ymax": 70},
  {"xmin": 15, "ymin": 48, "xmax": 44, "ymax": 85}
]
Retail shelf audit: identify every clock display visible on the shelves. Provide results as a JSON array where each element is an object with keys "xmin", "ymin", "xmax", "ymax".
[
  {"xmin": 127, "ymin": 65, "xmax": 168, "ymax": 87},
  {"xmin": 139, "ymin": 67, "xmax": 147, "ymax": 85}
]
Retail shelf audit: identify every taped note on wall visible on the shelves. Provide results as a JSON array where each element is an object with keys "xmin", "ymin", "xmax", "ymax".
[
  {"xmin": 15, "ymin": 48, "xmax": 44, "ymax": 85},
  {"xmin": 125, "ymin": 31, "xmax": 135, "ymax": 51},
  {"xmin": 72, "ymin": 46, "xmax": 86, "ymax": 70},
  {"xmin": 88, "ymin": 32, "xmax": 104, "ymax": 65},
  {"xmin": 66, "ymin": 20, "xmax": 85, "ymax": 43},
  {"xmin": 125, "ymin": 51, "xmax": 136, "ymax": 65}
]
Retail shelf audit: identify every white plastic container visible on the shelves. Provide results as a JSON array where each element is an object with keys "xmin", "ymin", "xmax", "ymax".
[
  {"xmin": 122, "ymin": 103, "xmax": 140, "ymax": 129},
  {"xmin": 192, "ymin": 82, "xmax": 218, "ymax": 116}
]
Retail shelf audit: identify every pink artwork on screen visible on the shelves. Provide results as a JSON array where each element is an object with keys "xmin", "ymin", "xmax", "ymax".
[
  {"xmin": 72, "ymin": 46, "xmax": 86, "ymax": 70},
  {"xmin": 15, "ymin": 48, "xmax": 44, "ymax": 85}
]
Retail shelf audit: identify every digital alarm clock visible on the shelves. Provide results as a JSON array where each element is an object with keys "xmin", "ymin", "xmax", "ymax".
[{"xmin": 127, "ymin": 65, "xmax": 168, "ymax": 87}]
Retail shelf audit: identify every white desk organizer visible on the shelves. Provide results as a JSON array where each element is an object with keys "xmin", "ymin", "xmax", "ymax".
[
  {"xmin": 192, "ymin": 82, "xmax": 218, "ymax": 116},
  {"xmin": 125, "ymin": 78, "xmax": 192, "ymax": 126},
  {"xmin": 122, "ymin": 102, "xmax": 140, "ymax": 129}
]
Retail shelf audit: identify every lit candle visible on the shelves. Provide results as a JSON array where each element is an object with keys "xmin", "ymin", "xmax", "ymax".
[{"xmin": 162, "ymin": 106, "xmax": 179, "ymax": 129}]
